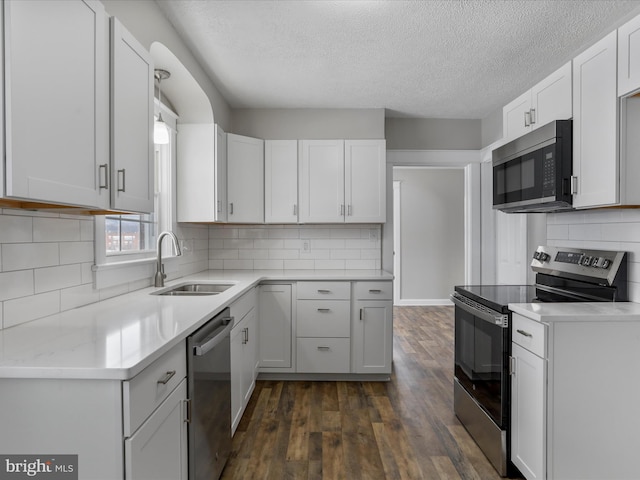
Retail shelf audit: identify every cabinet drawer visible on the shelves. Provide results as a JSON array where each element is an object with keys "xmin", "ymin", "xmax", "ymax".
[
  {"xmin": 354, "ymin": 281, "xmax": 392, "ymax": 300},
  {"xmin": 231, "ymin": 287, "xmax": 257, "ymax": 325},
  {"xmin": 297, "ymin": 338, "xmax": 350, "ymax": 373},
  {"xmin": 512, "ymin": 313, "xmax": 546, "ymax": 358},
  {"xmin": 123, "ymin": 342, "xmax": 187, "ymax": 437},
  {"xmin": 297, "ymin": 282, "xmax": 350, "ymax": 300},
  {"xmin": 297, "ymin": 300, "xmax": 350, "ymax": 337}
]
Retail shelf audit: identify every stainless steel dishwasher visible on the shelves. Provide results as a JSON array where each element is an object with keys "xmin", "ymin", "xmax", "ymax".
[{"xmin": 187, "ymin": 307, "xmax": 234, "ymax": 480}]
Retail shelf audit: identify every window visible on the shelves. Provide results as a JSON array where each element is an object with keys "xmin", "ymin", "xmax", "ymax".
[{"xmin": 93, "ymin": 102, "xmax": 177, "ymax": 272}]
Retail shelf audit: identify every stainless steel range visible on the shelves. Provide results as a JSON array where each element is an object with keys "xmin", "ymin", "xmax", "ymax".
[{"xmin": 451, "ymin": 245, "xmax": 628, "ymax": 477}]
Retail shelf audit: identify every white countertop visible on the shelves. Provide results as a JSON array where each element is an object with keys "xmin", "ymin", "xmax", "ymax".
[
  {"xmin": 509, "ymin": 301, "xmax": 640, "ymax": 323},
  {"xmin": 0, "ymin": 269, "xmax": 392, "ymax": 381}
]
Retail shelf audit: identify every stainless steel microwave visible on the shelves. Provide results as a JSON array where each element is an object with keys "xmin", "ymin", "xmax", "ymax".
[{"xmin": 493, "ymin": 119, "xmax": 573, "ymax": 213}]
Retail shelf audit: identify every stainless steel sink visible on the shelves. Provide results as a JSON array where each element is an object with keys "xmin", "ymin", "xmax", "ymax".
[{"xmin": 152, "ymin": 283, "xmax": 235, "ymax": 296}]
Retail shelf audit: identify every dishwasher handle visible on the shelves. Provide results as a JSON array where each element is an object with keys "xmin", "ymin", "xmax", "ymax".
[{"xmin": 193, "ymin": 316, "xmax": 234, "ymax": 356}]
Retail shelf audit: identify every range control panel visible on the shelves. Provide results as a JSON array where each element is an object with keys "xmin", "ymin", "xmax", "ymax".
[{"xmin": 531, "ymin": 245, "xmax": 626, "ymax": 286}]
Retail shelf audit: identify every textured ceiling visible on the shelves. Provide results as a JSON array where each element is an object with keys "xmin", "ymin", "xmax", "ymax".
[{"xmin": 156, "ymin": 0, "xmax": 640, "ymax": 119}]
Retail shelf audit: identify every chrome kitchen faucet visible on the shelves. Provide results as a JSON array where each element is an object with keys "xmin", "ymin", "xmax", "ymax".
[{"xmin": 155, "ymin": 231, "xmax": 182, "ymax": 287}]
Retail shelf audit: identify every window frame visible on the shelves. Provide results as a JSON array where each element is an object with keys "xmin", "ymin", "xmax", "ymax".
[{"xmin": 93, "ymin": 101, "xmax": 178, "ymax": 288}]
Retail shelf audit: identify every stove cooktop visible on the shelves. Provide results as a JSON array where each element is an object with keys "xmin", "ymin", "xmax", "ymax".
[{"xmin": 454, "ymin": 285, "xmax": 538, "ymax": 313}]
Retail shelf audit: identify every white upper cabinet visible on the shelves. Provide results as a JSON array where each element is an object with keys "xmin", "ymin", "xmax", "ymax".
[
  {"xmin": 4, "ymin": 0, "xmax": 110, "ymax": 208},
  {"xmin": 572, "ymin": 31, "xmax": 618, "ymax": 208},
  {"xmin": 345, "ymin": 140, "xmax": 386, "ymax": 223},
  {"xmin": 264, "ymin": 140, "xmax": 298, "ymax": 224},
  {"xmin": 503, "ymin": 62, "xmax": 572, "ymax": 142},
  {"xmin": 227, "ymin": 133, "xmax": 264, "ymax": 223},
  {"xmin": 299, "ymin": 140, "xmax": 345, "ymax": 223},
  {"xmin": 299, "ymin": 139, "xmax": 386, "ymax": 224},
  {"xmin": 177, "ymin": 123, "xmax": 227, "ymax": 222},
  {"xmin": 110, "ymin": 17, "xmax": 154, "ymax": 213},
  {"xmin": 618, "ymin": 13, "xmax": 640, "ymax": 96}
]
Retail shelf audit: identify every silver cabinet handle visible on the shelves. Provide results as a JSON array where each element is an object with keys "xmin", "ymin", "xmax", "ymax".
[
  {"xmin": 524, "ymin": 110, "xmax": 531, "ymax": 127},
  {"xmin": 359, "ymin": 308, "xmax": 363, "ymax": 321},
  {"xmin": 530, "ymin": 108, "xmax": 536, "ymax": 124},
  {"xmin": 369, "ymin": 289, "xmax": 382, "ymax": 293},
  {"xmin": 229, "ymin": 202, "xmax": 234, "ymax": 215},
  {"xmin": 184, "ymin": 399, "xmax": 191, "ymax": 423},
  {"xmin": 117, "ymin": 169, "xmax": 126, "ymax": 192},
  {"xmin": 317, "ymin": 346, "xmax": 331, "ymax": 351},
  {"xmin": 509, "ymin": 356, "xmax": 516, "ymax": 376},
  {"xmin": 293, "ymin": 204, "xmax": 297, "ymax": 215},
  {"xmin": 317, "ymin": 289, "xmax": 331, "ymax": 294},
  {"xmin": 516, "ymin": 329, "xmax": 533, "ymax": 338},
  {"xmin": 317, "ymin": 308, "xmax": 330, "ymax": 312},
  {"xmin": 242, "ymin": 327, "xmax": 249, "ymax": 344},
  {"xmin": 99, "ymin": 164, "xmax": 109, "ymax": 190},
  {"xmin": 340, "ymin": 204, "xmax": 345, "ymax": 216},
  {"xmin": 157, "ymin": 370, "xmax": 176, "ymax": 385}
]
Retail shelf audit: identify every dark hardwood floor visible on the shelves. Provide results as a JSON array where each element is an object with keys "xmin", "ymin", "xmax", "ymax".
[{"xmin": 221, "ymin": 306, "xmax": 508, "ymax": 479}]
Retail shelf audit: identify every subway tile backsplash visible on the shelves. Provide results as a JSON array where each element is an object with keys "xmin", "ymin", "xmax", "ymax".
[
  {"xmin": 209, "ymin": 224, "xmax": 382, "ymax": 271},
  {"xmin": 547, "ymin": 208, "xmax": 640, "ymax": 302}
]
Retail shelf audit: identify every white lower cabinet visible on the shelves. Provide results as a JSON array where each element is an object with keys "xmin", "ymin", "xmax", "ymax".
[
  {"xmin": 125, "ymin": 379, "xmax": 188, "ymax": 480},
  {"xmin": 511, "ymin": 342, "xmax": 545, "ymax": 480},
  {"xmin": 352, "ymin": 281, "xmax": 393, "ymax": 374},
  {"xmin": 259, "ymin": 284, "xmax": 293, "ymax": 369},
  {"xmin": 511, "ymin": 311, "xmax": 640, "ymax": 480},
  {"xmin": 230, "ymin": 288, "xmax": 258, "ymax": 434}
]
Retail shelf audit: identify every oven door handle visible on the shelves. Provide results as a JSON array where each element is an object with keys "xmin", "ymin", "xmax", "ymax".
[{"xmin": 450, "ymin": 293, "xmax": 508, "ymax": 328}]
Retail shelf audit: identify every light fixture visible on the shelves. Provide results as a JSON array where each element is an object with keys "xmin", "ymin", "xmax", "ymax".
[{"xmin": 154, "ymin": 69, "xmax": 171, "ymax": 145}]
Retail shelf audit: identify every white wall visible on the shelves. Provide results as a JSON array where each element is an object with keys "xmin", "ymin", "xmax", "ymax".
[
  {"xmin": 393, "ymin": 168, "xmax": 465, "ymax": 304},
  {"xmin": 547, "ymin": 209, "xmax": 640, "ymax": 302}
]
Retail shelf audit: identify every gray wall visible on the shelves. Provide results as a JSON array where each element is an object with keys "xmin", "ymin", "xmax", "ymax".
[
  {"xmin": 230, "ymin": 108, "xmax": 385, "ymax": 139},
  {"xmin": 481, "ymin": 107, "xmax": 503, "ymax": 148},
  {"xmin": 385, "ymin": 117, "xmax": 481, "ymax": 150},
  {"xmin": 393, "ymin": 168, "xmax": 465, "ymax": 302},
  {"xmin": 102, "ymin": 0, "xmax": 231, "ymax": 129}
]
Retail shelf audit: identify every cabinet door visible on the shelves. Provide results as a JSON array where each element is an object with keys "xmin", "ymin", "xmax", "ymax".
[
  {"xmin": 352, "ymin": 300, "xmax": 393, "ymax": 374},
  {"xmin": 230, "ymin": 319, "xmax": 245, "ymax": 434},
  {"xmin": 125, "ymin": 379, "xmax": 188, "ymax": 480},
  {"xmin": 572, "ymin": 31, "xmax": 618, "ymax": 208},
  {"xmin": 259, "ymin": 284, "xmax": 292, "ymax": 368},
  {"xmin": 531, "ymin": 61, "xmax": 572, "ymax": 129},
  {"xmin": 345, "ymin": 140, "xmax": 386, "ymax": 223},
  {"xmin": 215, "ymin": 125, "xmax": 228, "ymax": 222},
  {"xmin": 502, "ymin": 90, "xmax": 532, "ymax": 142},
  {"xmin": 176, "ymin": 124, "xmax": 216, "ymax": 222},
  {"xmin": 227, "ymin": 133, "xmax": 264, "ymax": 223},
  {"xmin": 243, "ymin": 308, "xmax": 258, "ymax": 406},
  {"xmin": 511, "ymin": 343, "xmax": 546, "ymax": 480},
  {"xmin": 110, "ymin": 18, "xmax": 154, "ymax": 213},
  {"xmin": 299, "ymin": 140, "xmax": 345, "ymax": 223},
  {"xmin": 4, "ymin": 0, "xmax": 109, "ymax": 208},
  {"xmin": 618, "ymin": 13, "xmax": 640, "ymax": 96},
  {"xmin": 265, "ymin": 140, "xmax": 298, "ymax": 223}
]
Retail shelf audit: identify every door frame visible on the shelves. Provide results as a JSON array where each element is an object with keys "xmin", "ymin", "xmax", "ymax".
[{"xmin": 386, "ymin": 150, "xmax": 482, "ymax": 305}]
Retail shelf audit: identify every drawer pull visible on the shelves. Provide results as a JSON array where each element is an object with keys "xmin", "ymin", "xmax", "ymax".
[
  {"xmin": 317, "ymin": 308, "xmax": 331, "ymax": 312},
  {"xmin": 317, "ymin": 346, "xmax": 331, "ymax": 351},
  {"xmin": 516, "ymin": 329, "xmax": 533, "ymax": 338},
  {"xmin": 317, "ymin": 289, "xmax": 331, "ymax": 294},
  {"xmin": 369, "ymin": 289, "xmax": 382, "ymax": 293},
  {"xmin": 157, "ymin": 370, "xmax": 176, "ymax": 385}
]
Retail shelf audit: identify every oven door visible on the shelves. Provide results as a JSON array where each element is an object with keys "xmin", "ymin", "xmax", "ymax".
[{"xmin": 452, "ymin": 294, "xmax": 509, "ymax": 428}]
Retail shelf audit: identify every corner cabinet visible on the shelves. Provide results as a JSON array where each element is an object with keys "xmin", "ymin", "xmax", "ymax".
[
  {"xmin": 177, "ymin": 123, "xmax": 227, "ymax": 222},
  {"xmin": 227, "ymin": 133, "xmax": 264, "ymax": 223},
  {"xmin": 299, "ymin": 139, "xmax": 386, "ymax": 223},
  {"xmin": 572, "ymin": 31, "xmax": 618, "ymax": 209},
  {"xmin": 110, "ymin": 17, "xmax": 154, "ymax": 213},
  {"xmin": 3, "ymin": 0, "xmax": 110, "ymax": 209}
]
